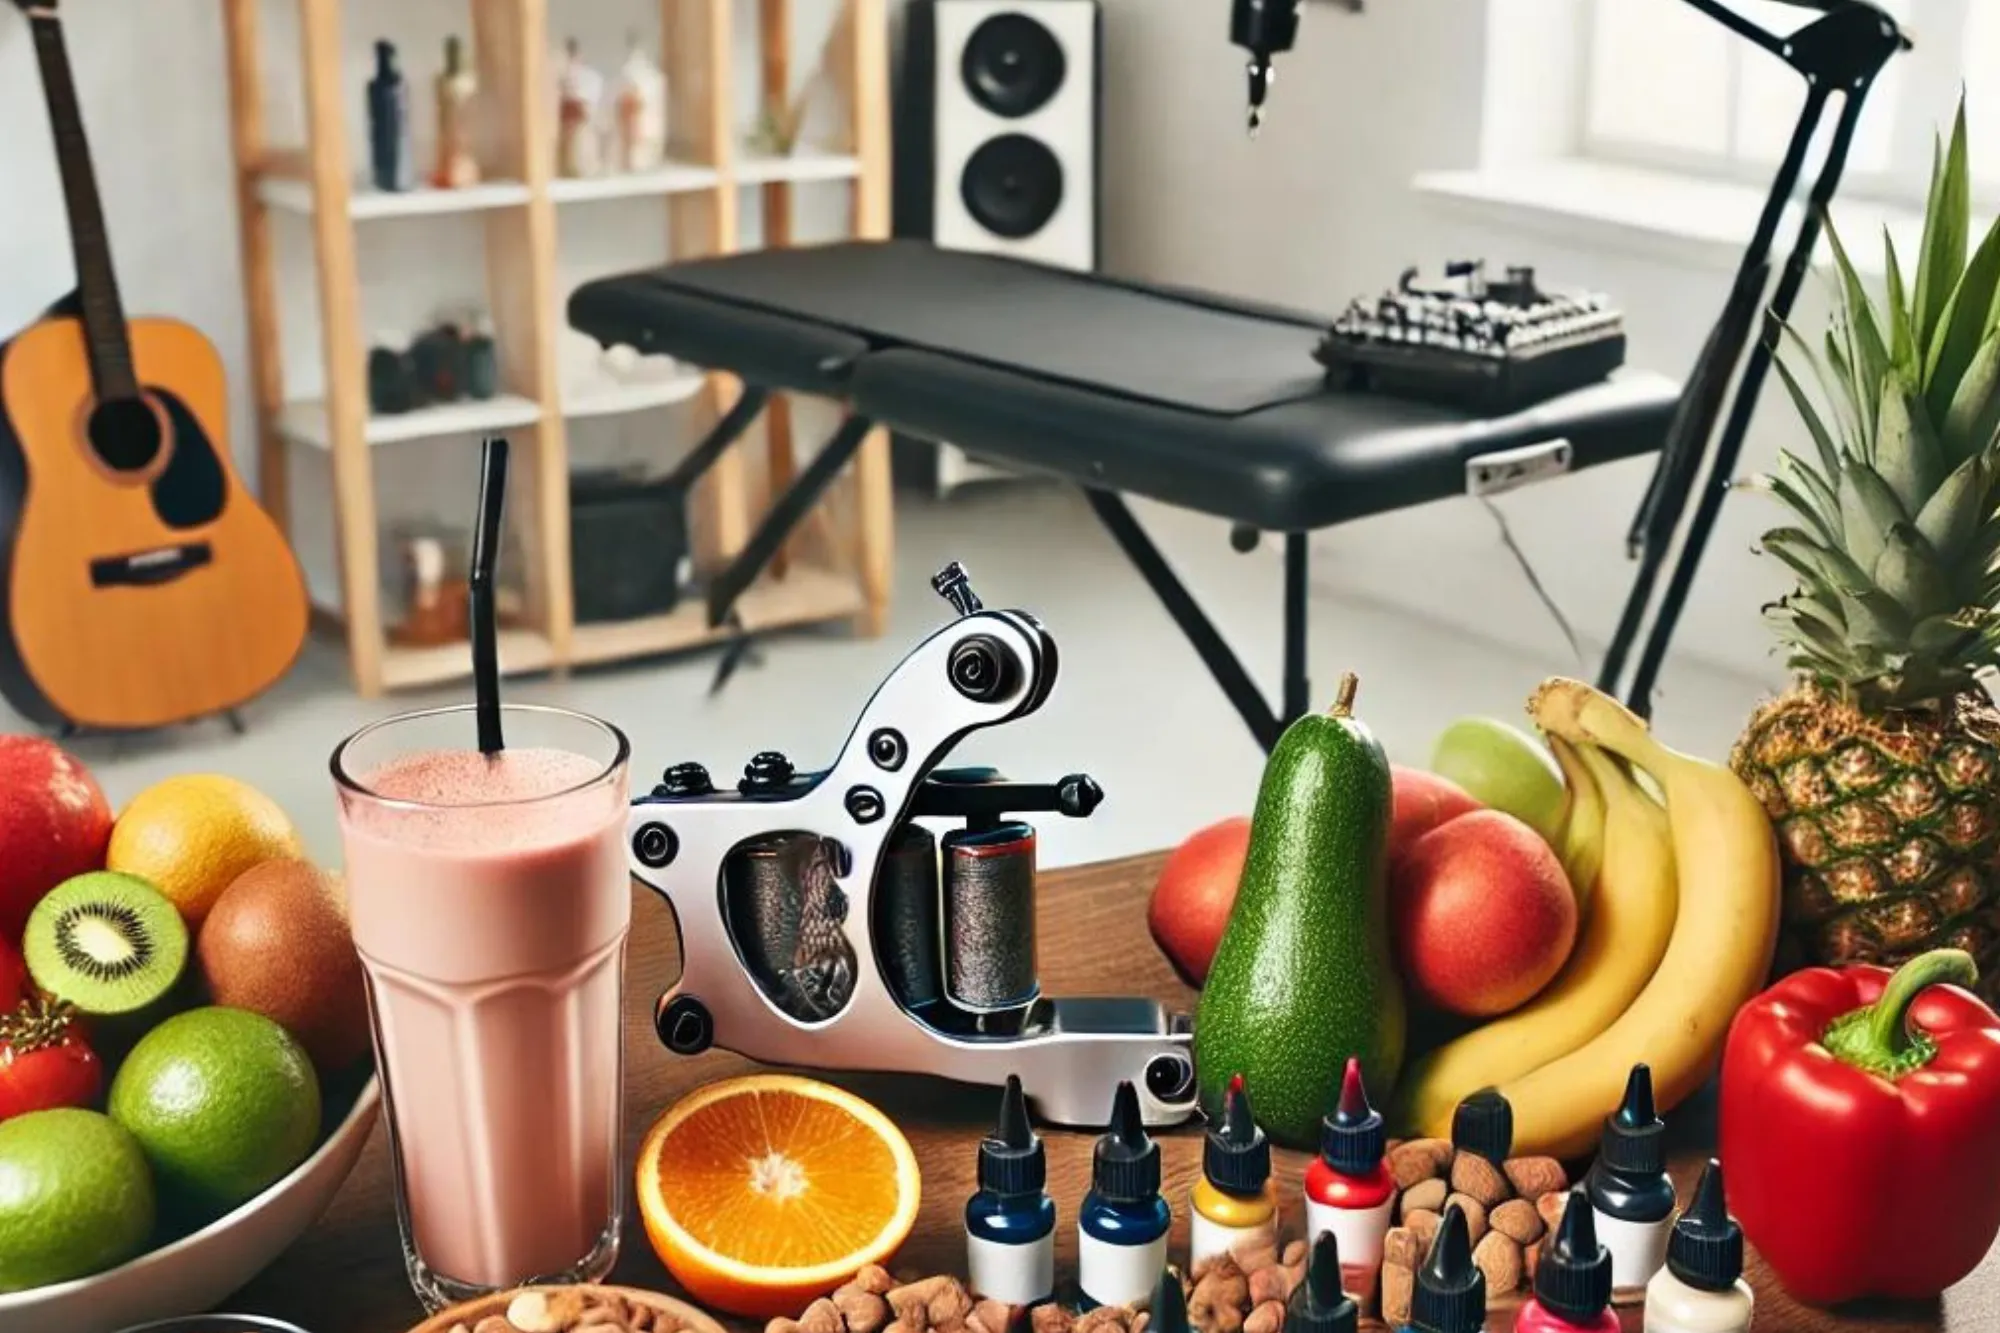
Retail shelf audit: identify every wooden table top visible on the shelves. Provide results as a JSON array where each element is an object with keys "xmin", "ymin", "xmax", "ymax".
[{"xmin": 229, "ymin": 853, "xmax": 1995, "ymax": 1333}]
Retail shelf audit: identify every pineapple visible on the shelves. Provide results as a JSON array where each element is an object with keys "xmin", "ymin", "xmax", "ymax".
[{"xmin": 1732, "ymin": 100, "xmax": 2000, "ymax": 1001}]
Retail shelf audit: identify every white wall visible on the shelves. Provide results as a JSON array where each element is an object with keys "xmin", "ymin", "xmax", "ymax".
[{"xmin": 0, "ymin": 0, "xmax": 1825, "ymax": 691}]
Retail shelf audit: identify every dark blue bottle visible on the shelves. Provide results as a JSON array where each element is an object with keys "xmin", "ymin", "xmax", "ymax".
[
  {"xmin": 1078, "ymin": 1081, "xmax": 1170, "ymax": 1310},
  {"xmin": 966, "ymin": 1076, "xmax": 1056, "ymax": 1306}
]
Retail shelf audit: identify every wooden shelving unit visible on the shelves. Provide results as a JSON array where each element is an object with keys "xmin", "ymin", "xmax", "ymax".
[{"xmin": 219, "ymin": 0, "xmax": 893, "ymax": 698}]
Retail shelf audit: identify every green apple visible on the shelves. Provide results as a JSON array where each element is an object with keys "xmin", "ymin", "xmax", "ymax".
[{"xmin": 1429, "ymin": 717, "xmax": 1566, "ymax": 845}]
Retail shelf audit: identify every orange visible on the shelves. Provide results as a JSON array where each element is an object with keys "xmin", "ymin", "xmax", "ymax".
[
  {"xmin": 635, "ymin": 1074, "xmax": 922, "ymax": 1317},
  {"xmin": 106, "ymin": 774, "xmax": 303, "ymax": 925}
]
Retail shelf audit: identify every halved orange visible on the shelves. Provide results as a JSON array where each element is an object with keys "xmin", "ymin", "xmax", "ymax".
[{"xmin": 635, "ymin": 1074, "xmax": 922, "ymax": 1318}]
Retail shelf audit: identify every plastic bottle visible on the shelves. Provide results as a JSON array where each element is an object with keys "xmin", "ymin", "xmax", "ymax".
[
  {"xmin": 432, "ymin": 34, "xmax": 481, "ymax": 188},
  {"xmin": 965, "ymin": 1075, "xmax": 1056, "ymax": 1307},
  {"xmin": 1451, "ymin": 1087, "xmax": 1513, "ymax": 1165},
  {"xmin": 367, "ymin": 41, "xmax": 412, "ymax": 192},
  {"xmin": 1304, "ymin": 1056, "xmax": 1394, "ymax": 1298},
  {"xmin": 1517, "ymin": 1186, "xmax": 1617, "ymax": 1332},
  {"xmin": 1584, "ymin": 1064, "xmax": 1675, "ymax": 1291},
  {"xmin": 1078, "ymin": 1080, "xmax": 1170, "ymax": 1310},
  {"xmin": 1643, "ymin": 1160, "xmax": 1753, "ymax": 1333},
  {"xmin": 1399, "ymin": 1202, "xmax": 1485, "ymax": 1333},
  {"xmin": 1190, "ymin": 1074, "xmax": 1277, "ymax": 1269},
  {"xmin": 1285, "ymin": 1233, "xmax": 1359, "ymax": 1333}
]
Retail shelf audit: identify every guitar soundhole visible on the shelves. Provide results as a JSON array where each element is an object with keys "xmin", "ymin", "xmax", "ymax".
[{"xmin": 86, "ymin": 395, "xmax": 163, "ymax": 473}]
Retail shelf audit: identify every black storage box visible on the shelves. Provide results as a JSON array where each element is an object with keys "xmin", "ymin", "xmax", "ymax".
[{"xmin": 569, "ymin": 469, "xmax": 691, "ymax": 623}]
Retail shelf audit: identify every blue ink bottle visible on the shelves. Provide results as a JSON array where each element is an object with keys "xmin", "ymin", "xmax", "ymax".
[
  {"xmin": 966, "ymin": 1075, "xmax": 1057, "ymax": 1307},
  {"xmin": 1585, "ymin": 1064, "xmax": 1675, "ymax": 1292},
  {"xmin": 1401, "ymin": 1202, "xmax": 1485, "ymax": 1333},
  {"xmin": 1078, "ymin": 1080, "xmax": 1170, "ymax": 1310}
]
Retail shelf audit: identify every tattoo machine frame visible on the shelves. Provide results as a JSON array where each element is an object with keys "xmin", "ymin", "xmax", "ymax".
[{"xmin": 626, "ymin": 562, "xmax": 1199, "ymax": 1128}]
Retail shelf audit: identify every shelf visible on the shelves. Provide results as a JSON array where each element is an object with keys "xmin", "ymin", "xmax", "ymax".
[
  {"xmin": 381, "ymin": 628, "xmax": 556, "ymax": 690},
  {"xmin": 568, "ymin": 564, "xmax": 866, "ymax": 667},
  {"xmin": 735, "ymin": 147, "xmax": 864, "ymax": 185},
  {"xmin": 278, "ymin": 394, "xmax": 543, "ymax": 448},
  {"xmin": 257, "ymin": 174, "xmax": 534, "ymax": 219},
  {"xmin": 562, "ymin": 370, "xmax": 708, "ymax": 420},
  {"xmin": 549, "ymin": 161, "xmax": 723, "ymax": 204}
]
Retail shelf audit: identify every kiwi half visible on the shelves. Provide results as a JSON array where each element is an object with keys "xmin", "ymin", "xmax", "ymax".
[{"xmin": 24, "ymin": 872, "xmax": 189, "ymax": 1017}]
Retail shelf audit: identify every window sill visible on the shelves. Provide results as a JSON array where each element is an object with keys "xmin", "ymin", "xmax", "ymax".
[{"xmin": 1412, "ymin": 159, "xmax": 1941, "ymax": 278}]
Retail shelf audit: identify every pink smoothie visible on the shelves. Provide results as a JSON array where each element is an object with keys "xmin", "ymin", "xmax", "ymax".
[{"xmin": 338, "ymin": 746, "xmax": 630, "ymax": 1291}]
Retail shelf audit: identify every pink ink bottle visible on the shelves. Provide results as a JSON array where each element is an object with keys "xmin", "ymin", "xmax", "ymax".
[{"xmin": 1517, "ymin": 1186, "xmax": 1618, "ymax": 1333}]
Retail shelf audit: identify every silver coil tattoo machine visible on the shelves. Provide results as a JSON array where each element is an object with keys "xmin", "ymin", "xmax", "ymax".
[{"xmin": 626, "ymin": 563, "xmax": 1198, "ymax": 1128}]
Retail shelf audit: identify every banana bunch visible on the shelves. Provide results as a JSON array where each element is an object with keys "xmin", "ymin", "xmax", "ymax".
[{"xmin": 1390, "ymin": 677, "xmax": 1781, "ymax": 1158}]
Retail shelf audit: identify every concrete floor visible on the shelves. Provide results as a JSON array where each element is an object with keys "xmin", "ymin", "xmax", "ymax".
[{"xmin": 15, "ymin": 483, "xmax": 1777, "ymax": 872}]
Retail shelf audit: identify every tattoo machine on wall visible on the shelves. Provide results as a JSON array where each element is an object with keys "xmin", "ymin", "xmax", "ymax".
[{"xmin": 625, "ymin": 562, "xmax": 1199, "ymax": 1128}]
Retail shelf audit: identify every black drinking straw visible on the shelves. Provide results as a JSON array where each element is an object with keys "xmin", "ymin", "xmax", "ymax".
[{"xmin": 470, "ymin": 436, "xmax": 509, "ymax": 755}]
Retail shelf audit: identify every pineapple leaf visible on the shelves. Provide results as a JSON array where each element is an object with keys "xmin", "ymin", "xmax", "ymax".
[
  {"xmin": 1873, "ymin": 378, "xmax": 1947, "ymax": 513},
  {"xmin": 1908, "ymin": 614, "xmax": 1980, "ymax": 660},
  {"xmin": 1826, "ymin": 218, "xmax": 1891, "ymax": 426},
  {"xmin": 1837, "ymin": 460, "xmax": 1908, "ymax": 573},
  {"xmin": 1872, "ymin": 524, "xmax": 1953, "ymax": 616},
  {"xmin": 1914, "ymin": 449, "xmax": 1988, "ymax": 568},
  {"xmin": 1913, "ymin": 100, "xmax": 1973, "ymax": 357},
  {"xmin": 1780, "ymin": 450, "xmax": 1844, "ymax": 543},
  {"xmin": 1765, "ymin": 604, "xmax": 1850, "ymax": 661},
  {"xmin": 1791, "ymin": 590, "xmax": 1849, "ymax": 638},
  {"xmin": 1885, "ymin": 228, "xmax": 1917, "ymax": 373},
  {"xmin": 1839, "ymin": 585, "xmax": 1915, "ymax": 648},
  {"xmin": 1943, "ymin": 331, "xmax": 2000, "ymax": 465},
  {"xmin": 1773, "ymin": 344, "xmax": 1848, "ymax": 477},
  {"xmin": 1761, "ymin": 526, "xmax": 1873, "ymax": 593},
  {"xmin": 1764, "ymin": 475, "xmax": 1838, "ymax": 547},
  {"xmin": 1825, "ymin": 331, "xmax": 1868, "ymax": 460},
  {"xmin": 1923, "ymin": 211, "xmax": 2000, "ymax": 424}
]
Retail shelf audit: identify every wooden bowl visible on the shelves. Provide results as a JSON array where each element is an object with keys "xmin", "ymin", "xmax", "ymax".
[{"xmin": 407, "ymin": 1285, "xmax": 728, "ymax": 1333}]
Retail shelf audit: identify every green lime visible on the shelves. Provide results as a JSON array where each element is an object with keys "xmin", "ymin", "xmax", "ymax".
[
  {"xmin": 0, "ymin": 1108, "xmax": 156, "ymax": 1292},
  {"xmin": 108, "ymin": 1006, "xmax": 321, "ymax": 1221}
]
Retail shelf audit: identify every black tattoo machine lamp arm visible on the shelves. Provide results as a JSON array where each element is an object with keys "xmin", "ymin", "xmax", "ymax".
[{"xmin": 1230, "ymin": 0, "xmax": 1911, "ymax": 718}]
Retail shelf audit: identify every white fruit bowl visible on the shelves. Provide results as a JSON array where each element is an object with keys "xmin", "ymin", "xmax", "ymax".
[{"xmin": 0, "ymin": 1073, "xmax": 381, "ymax": 1333}]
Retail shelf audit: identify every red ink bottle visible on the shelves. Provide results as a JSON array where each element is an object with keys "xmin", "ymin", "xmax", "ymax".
[
  {"xmin": 1303, "ymin": 1056, "xmax": 1394, "ymax": 1299},
  {"xmin": 1518, "ymin": 1186, "xmax": 1618, "ymax": 1333}
]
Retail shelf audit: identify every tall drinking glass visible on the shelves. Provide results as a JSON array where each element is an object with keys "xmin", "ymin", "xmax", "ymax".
[{"xmin": 332, "ymin": 704, "xmax": 631, "ymax": 1310}]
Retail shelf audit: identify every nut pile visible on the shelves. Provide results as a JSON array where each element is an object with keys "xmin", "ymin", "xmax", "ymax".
[
  {"xmin": 1379, "ymin": 1138, "xmax": 1569, "ymax": 1326},
  {"xmin": 446, "ymin": 1288, "xmax": 684, "ymax": 1333},
  {"xmin": 767, "ymin": 1265, "xmax": 1041, "ymax": 1333},
  {"xmin": 1186, "ymin": 1236, "xmax": 1309, "ymax": 1333}
]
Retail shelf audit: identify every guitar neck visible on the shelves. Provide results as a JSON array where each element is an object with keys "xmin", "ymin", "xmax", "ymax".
[{"xmin": 26, "ymin": 6, "xmax": 139, "ymax": 402}]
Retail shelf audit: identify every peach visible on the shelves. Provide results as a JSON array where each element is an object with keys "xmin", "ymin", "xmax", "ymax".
[
  {"xmin": 1390, "ymin": 766, "xmax": 1482, "ymax": 865},
  {"xmin": 1147, "ymin": 816, "xmax": 1251, "ymax": 986}
]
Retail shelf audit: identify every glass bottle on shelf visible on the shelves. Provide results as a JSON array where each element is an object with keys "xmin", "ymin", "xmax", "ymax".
[
  {"xmin": 433, "ymin": 34, "xmax": 482, "ymax": 189},
  {"xmin": 556, "ymin": 38, "xmax": 605, "ymax": 179},
  {"xmin": 366, "ymin": 40, "xmax": 413, "ymax": 192},
  {"xmin": 613, "ymin": 32, "xmax": 668, "ymax": 174}
]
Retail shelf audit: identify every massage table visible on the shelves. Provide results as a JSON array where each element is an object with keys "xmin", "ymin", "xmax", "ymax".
[{"xmin": 569, "ymin": 240, "xmax": 1682, "ymax": 752}]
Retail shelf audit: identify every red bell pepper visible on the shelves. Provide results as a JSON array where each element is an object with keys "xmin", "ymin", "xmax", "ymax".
[{"xmin": 1720, "ymin": 948, "xmax": 2000, "ymax": 1305}]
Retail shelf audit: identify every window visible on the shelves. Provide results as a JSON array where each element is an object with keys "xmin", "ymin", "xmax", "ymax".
[{"xmin": 1583, "ymin": 0, "xmax": 1998, "ymax": 208}]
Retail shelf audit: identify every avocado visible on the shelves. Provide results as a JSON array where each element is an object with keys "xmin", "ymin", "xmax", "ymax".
[{"xmin": 1192, "ymin": 672, "xmax": 1406, "ymax": 1149}]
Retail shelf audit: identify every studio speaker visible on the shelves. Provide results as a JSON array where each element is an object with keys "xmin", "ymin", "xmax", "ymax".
[{"xmin": 893, "ymin": 0, "xmax": 1102, "ymax": 496}]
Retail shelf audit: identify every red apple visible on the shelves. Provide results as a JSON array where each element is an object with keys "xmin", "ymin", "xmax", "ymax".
[
  {"xmin": 0, "ymin": 736, "xmax": 113, "ymax": 945},
  {"xmin": 0, "ymin": 939, "xmax": 22, "ymax": 1005},
  {"xmin": 1391, "ymin": 809, "xmax": 1576, "ymax": 1018},
  {"xmin": 1148, "ymin": 816, "xmax": 1251, "ymax": 986},
  {"xmin": 1390, "ymin": 765, "xmax": 1482, "ymax": 864}
]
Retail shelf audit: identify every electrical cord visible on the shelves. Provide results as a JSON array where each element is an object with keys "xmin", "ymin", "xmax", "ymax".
[{"xmin": 1481, "ymin": 496, "xmax": 1590, "ymax": 673}]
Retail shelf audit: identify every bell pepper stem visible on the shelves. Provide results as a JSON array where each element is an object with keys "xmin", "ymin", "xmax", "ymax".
[{"xmin": 1822, "ymin": 948, "xmax": 1980, "ymax": 1077}]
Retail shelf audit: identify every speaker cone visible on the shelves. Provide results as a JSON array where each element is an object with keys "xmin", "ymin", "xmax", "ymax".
[
  {"xmin": 960, "ymin": 12, "xmax": 1067, "ymax": 118},
  {"xmin": 959, "ymin": 133, "xmax": 1064, "ymax": 240}
]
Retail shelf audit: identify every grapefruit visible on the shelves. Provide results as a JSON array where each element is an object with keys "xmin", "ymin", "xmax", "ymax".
[
  {"xmin": 107, "ymin": 775, "xmax": 303, "ymax": 925},
  {"xmin": 0, "ymin": 737, "xmax": 112, "ymax": 945}
]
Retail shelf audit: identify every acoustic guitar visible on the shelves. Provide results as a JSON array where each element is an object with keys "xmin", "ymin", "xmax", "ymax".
[{"xmin": 0, "ymin": 0, "xmax": 308, "ymax": 730}]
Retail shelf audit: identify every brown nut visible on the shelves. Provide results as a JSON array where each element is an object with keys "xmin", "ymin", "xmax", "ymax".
[
  {"xmin": 838, "ymin": 1289, "xmax": 892, "ymax": 1333},
  {"xmin": 1400, "ymin": 1177, "xmax": 1448, "ymax": 1218},
  {"xmin": 1389, "ymin": 1138, "xmax": 1453, "ymax": 1189},
  {"xmin": 1524, "ymin": 1242, "xmax": 1541, "ymax": 1283},
  {"xmin": 1242, "ymin": 1301, "xmax": 1285, "ymax": 1333},
  {"xmin": 1443, "ymin": 1192, "xmax": 1489, "ymax": 1245},
  {"xmin": 766, "ymin": 1320, "xmax": 803, "ymax": 1333},
  {"xmin": 1535, "ymin": 1189, "xmax": 1569, "ymax": 1236},
  {"xmin": 448, "ymin": 1324, "xmax": 473, "ymax": 1333},
  {"xmin": 973, "ymin": 1299, "xmax": 1019, "ymax": 1333},
  {"xmin": 1233, "ymin": 1233, "xmax": 1280, "ymax": 1276},
  {"xmin": 1472, "ymin": 1232, "xmax": 1524, "ymax": 1294},
  {"xmin": 889, "ymin": 1277, "xmax": 955, "ymax": 1321},
  {"xmin": 1281, "ymin": 1239, "xmax": 1307, "ymax": 1268},
  {"xmin": 1380, "ymin": 1262, "xmax": 1415, "ymax": 1328},
  {"xmin": 507, "ymin": 1293, "xmax": 562, "ymax": 1333},
  {"xmin": 800, "ymin": 1298, "xmax": 845, "ymax": 1333},
  {"xmin": 1031, "ymin": 1304, "xmax": 1076, "ymax": 1333},
  {"xmin": 1247, "ymin": 1266, "xmax": 1289, "ymax": 1307},
  {"xmin": 1449, "ymin": 1151, "xmax": 1511, "ymax": 1208},
  {"xmin": 1073, "ymin": 1306, "xmax": 1130, "ymax": 1333},
  {"xmin": 1490, "ymin": 1198, "xmax": 1546, "ymax": 1246},
  {"xmin": 1404, "ymin": 1207, "xmax": 1442, "ymax": 1251},
  {"xmin": 473, "ymin": 1318, "xmax": 514, "ymax": 1333},
  {"xmin": 855, "ymin": 1266, "xmax": 898, "ymax": 1296},
  {"xmin": 1504, "ymin": 1156, "xmax": 1568, "ymax": 1201},
  {"xmin": 1190, "ymin": 1266, "xmax": 1250, "ymax": 1327},
  {"xmin": 1383, "ymin": 1226, "xmax": 1425, "ymax": 1271}
]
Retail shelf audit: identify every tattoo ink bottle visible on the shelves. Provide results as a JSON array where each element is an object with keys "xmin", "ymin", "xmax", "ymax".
[
  {"xmin": 1078, "ymin": 1080, "xmax": 1170, "ymax": 1310},
  {"xmin": 1285, "ymin": 1233, "xmax": 1359, "ymax": 1333},
  {"xmin": 1517, "ymin": 1186, "xmax": 1617, "ymax": 1333},
  {"xmin": 1452, "ymin": 1087, "xmax": 1514, "ymax": 1166},
  {"xmin": 966, "ymin": 1076, "xmax": 1056, "ymax": 1307},
  {"xmin": 1644, "ymin": 1160, "xmax": 1752, "ymax": 1333},
  {"xmin": 1304, "ymin": 1057, "xmax": 1394, "ymax": 1298},
  {"xmin": 1190, "ymin": 1074, "xmax": 1277, "ymax": 1269},
  {"xmin": 1401, "ymin": 1202, "xmax": 1485, "ymax": 1333},
  {"xmin": 1150, "ymin": 1264, "xmax": 1191, "ymax": 1333},
  {"xmin": 1585, "ymin": 1064, "xmax": 1674, "ymax": 1291}
]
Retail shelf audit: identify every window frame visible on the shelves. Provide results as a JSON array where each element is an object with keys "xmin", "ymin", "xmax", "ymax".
[{"xmin": 1575, "ymin": 0, "xmax": 1992, "ymax": 213}]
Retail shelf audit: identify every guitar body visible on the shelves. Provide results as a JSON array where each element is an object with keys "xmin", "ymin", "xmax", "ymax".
[{"xmin": 0, "ymin": 307, "xmax": 308, "ymax": 729}]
